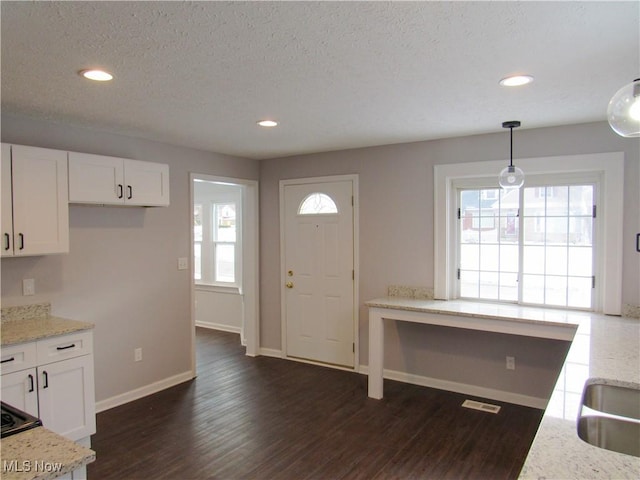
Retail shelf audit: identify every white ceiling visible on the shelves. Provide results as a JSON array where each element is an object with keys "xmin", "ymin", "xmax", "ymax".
[{"xmin": 1, "ymin": 1, "xmax": 638, "ymax": 160}]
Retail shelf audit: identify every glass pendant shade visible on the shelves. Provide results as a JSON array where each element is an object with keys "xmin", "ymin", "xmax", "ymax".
[
  {"xmin": 607, "ymin": 78, "xmax": 640, "ymax": 137},
  {"xmin": 499, "ymin": 165, "xmax": 525, "ymax": 189},
  {"xmin": 499, "ymin": 120, "xmax": 524, "ymax": 189}
]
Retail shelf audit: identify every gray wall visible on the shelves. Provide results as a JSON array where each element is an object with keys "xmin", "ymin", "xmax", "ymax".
[
  {"xmin": 2, "ymin": 113, "xmax": 638, "ymax": 405},
  {"xmin": 1, "ymin": 113, "xmax": 259, "ymax": 403},
  {"xmin": 260, "ymin": 121, "xmax": 639, "ymax": 400}
]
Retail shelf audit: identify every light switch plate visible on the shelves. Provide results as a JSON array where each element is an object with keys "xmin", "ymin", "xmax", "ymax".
[
  {"xmin": 177, "ymin": 257, "xmax": 188, "ymax": 270},
  {"xmin": 23, "ymin": 279, "xmax": 35, "ymax": 296}
]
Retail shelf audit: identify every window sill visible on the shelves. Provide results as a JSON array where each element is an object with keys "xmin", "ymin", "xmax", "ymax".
[{"xmin": 194, "ymin": 284, "xmax": 241, "ymax": 295}]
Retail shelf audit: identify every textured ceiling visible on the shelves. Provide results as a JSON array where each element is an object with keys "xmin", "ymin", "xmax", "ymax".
[{"xmin": 1, "ymin": 1, "xmax": 639, "ymax": 160}]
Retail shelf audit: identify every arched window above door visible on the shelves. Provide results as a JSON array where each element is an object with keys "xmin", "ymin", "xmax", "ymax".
[{"xmin": 298, "ymin": 192, "xmax": 338, "ymax": 214}]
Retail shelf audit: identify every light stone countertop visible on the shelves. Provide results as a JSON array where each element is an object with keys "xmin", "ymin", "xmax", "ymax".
[
  {"xmin": 0, "ymin": 316, "xmax": 94, "ymax": 347},
  {"xmin": 1, "ymin": 303, "xmax": 94, "ymax": 346},
  {"xmin": 1, "ymin": 303, "xmax": 96, "ymax": 480},
  {"xmin": 365, "ymin": 298, "xmax": 640, "ymax": 479},
  {"xmin": 0, "ymin": 427, "xmax": 95, "ymax": 480}
]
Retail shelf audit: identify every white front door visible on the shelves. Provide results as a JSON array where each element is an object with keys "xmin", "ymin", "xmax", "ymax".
[{"xmin": 283, "ymin": 179, "xmax": 355, "ymax": 367}]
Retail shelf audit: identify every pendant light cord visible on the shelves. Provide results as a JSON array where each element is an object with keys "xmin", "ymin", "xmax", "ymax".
[
  {"xmin": 502, "ymin": 120, "xmax": 521, "ymax": 168},
  {"xmin": 509, "ymin": 126, "xmax": 514, "ymax": 168}
]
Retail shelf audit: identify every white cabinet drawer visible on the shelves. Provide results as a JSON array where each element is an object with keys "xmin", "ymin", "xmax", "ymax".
[
  {"xmin": 36, "ymin": 331, "xmax": 93, "ymax": 365},
  {"xmin": 1, "ymin": 342, "xmax": 37, "ymax": 374}
]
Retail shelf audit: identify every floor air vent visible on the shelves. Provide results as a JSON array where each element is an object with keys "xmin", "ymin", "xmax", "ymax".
[{"xmin": 461, "ymin": 399, "xmax": 501, "ymax": 414}]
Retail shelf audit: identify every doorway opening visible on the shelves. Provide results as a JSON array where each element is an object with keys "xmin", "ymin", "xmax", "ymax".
[{"xmin": 190, "ymin": 174, "xmax": 259, "ymax": 375}]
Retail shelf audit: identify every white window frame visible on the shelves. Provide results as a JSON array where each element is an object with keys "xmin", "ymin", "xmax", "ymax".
[
  {"xmin": 434, "ymin": 152, "xmax": 624, "ymax": 315},
  {"xmin": 193, "ymin": 181, "xmax": 243, "ymax": 291}
]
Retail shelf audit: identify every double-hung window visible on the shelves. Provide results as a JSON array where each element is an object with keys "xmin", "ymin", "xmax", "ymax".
[
  {"xmin": 457, "ymin": 178, "xmax": 596, "ymax": 309},
  {"xmin": 193, "ymin": 181, "xmax": 242, "ymax": 288},
  {"xmin": 212, "ymin": 203, "xmax": 237, "ymax": 283}
]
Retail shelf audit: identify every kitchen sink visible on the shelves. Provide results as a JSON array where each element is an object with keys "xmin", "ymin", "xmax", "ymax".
[
  {"xmin": 582, "ymin": 382, "xmax": 640, "ymax": 420},
  {"xmin": 577, "ymin": 416, "xmax": 640, "ymax": 457}
]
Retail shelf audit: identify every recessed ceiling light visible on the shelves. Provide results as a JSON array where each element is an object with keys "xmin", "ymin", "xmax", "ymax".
[
  {"xmin": 79, "ymin": 69, "xmax": 113, "ymax": 81},
  {"xmin": 257, "ymin": 120, "xmax": 278, "ymax": 127},
  {"xmin": 499, "ymin": 75, "xmax": 534, "ymax": 87}
]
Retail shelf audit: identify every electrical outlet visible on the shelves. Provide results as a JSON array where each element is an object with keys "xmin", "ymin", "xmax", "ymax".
[
  {"xmin": 177, "ymin": 257, "xmax": 188, "ymax": 270},
  {"xmin": 22, "ymin": 279, "xmax": 35, "ymax": 296},
  {"xmin": 506, "ymin": 356, "xmax": 515, "ymax": 370},
  {"xmin": 134, "ymin": 348, "xmax": 142, "ymax": 362}
]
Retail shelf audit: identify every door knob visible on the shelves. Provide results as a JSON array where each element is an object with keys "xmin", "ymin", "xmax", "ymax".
[{"xmin": 285, "ymin": 281, "xmax": 294, "ymax": 289}]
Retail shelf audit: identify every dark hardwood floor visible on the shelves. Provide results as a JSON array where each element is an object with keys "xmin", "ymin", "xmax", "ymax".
[{"xmin": 88, "ymin": 328, "xmax": 543, "ymax": 479}]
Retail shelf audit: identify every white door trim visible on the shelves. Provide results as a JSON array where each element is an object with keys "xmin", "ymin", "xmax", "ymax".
[
  {"xmin": 189, "ymin": 173, "xmax": 260, "ymax": 377},
  {"xmin": 279, "ymin": 174, "xmax": 359, "ymax": 370}
]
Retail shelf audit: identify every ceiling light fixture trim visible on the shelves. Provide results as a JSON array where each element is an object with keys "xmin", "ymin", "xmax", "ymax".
[
  {"xmin": 498, "ymin": 120, "xmax": 524, "ymax": 190},
  {"xmin": 499, "ymin": 75, "xmax": 534, "ymax": 87},
  {"xmin": 79, "ymin": 69, "xmax": 113, "ymax": 81}
]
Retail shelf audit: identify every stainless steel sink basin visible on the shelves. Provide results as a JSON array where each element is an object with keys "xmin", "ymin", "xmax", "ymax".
[
  {"xmin": 582, "ymin": 382, "xmax": 640, "ymax": 420},
  {"xmin": 577, "ymin": 416, "xmax": 640, "ymax": 457}
]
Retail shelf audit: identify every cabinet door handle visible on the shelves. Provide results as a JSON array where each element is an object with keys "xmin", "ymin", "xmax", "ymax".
[
  {"xmin": 637, "ymin": 233, "xmax": 640, "ymax": 253},
  {"xmin": 117, "ymin": 184, "xmax": 124, "ymax": 199},
  {"xmin": 18, "ymin": 233, "xmax": 24, "ymax": 250},
  {"xmin": 4, "ymin": 233, "xmax": 9, "ymax": 251},
  {"xmin": 28, "ymin": 374, "xmax": 35, "ymax": 392},
  {"xmin": 127, "ymin": 185, "xmax": 133, "ymax": 200},
  {"xmin": 1, "ymin": 356, "xmax": 15, "ymax": 364},
  {"xmin": 56, "ymin": 343, "xmax": 75, "ymax": 351},
  {"xmin": 42, "ymin": 371, "xmax": 49, "ymax": 389}
]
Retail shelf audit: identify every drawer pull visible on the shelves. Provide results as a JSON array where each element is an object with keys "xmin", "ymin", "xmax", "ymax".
[
  {"xmin": 127, "ymin": 185, "xmax": 133, "ymax": 200},
  {"xmin": 1, "ymin": 356, "xmax": 15, "ymax": 364},
  {"xmin": 4, "ymin": 233, "xmax": 9, "ymax": 251},
  {"xmin": 42, "ymin": 371, "xmax": 49, "ymax": 389},
  {"xmin": 18, "ymin": 233, "xmax": 24, "ymax": 250},
  {"xmin": 28, "ymin": 374, "xmax": 35, "ymax": 392},
  {"xmin": 56, "ymin": 343, "xmax": 76, "ymax": 351}
]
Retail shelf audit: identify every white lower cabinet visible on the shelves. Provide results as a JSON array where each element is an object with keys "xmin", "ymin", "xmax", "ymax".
[
  {"xmin": 0, "ymin": 331, "xmax": 96, "ymax": 442},
  {"xmin": 1, "ymin": 367, "xmax": 39, "ymax": 416}
]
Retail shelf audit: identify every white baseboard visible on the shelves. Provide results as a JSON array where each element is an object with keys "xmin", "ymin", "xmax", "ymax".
[
  {"xmin": 195, "ymin": 321, "xmax": 242, "ymax": 335},
  {"xmin": 258, "ymin": 347, "xmax": 283, "ymax": 358},
  {"xmin": 358, "ymin": 365, "xmax": 547, "ymax": 409},
  {"xmin": 95, "ymin": 371, "xmax": 194, "ymax": 413}
]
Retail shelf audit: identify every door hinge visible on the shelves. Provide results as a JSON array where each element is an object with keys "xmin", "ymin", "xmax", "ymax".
[
  {"xmin": 592, "ymin": 205, "xmax": 597, "ymax": 218},
  {"xmin": 353, "ymin": 343, "xmax": 355, "ymax": 353},
  {"xmin": 592, "ymin": 276, "xmax": 596, "ymax": 288},
  {"xmin": 352, "ymin": 270, "xmax": 355, "ymax": 280},
  {"xmin": 352, "ymin": 196, "xmax": 354, "ymax": 206}
]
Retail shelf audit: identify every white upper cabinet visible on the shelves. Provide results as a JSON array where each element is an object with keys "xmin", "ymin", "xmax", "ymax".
[
  {"xmin": 2, "ymin": 143, "xmax": 69, "ymax": 257},
  {"xmin": 1, "ymin": 144, "xmax": 14, "ymax": 255},
  {"xmin": 68, "ymin": 152, "xmax": 170, "ymax": 206}
]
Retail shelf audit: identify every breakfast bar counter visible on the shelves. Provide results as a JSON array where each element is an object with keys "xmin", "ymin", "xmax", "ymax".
[{"xmin": 365, "ymin": 298, "xmax": 640, "ymax": 479}]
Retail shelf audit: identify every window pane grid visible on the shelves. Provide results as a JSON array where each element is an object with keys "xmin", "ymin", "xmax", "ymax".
[
  {"xmin": 459, "ymin": 188, "xmax": 519, "ymax": 302},
  {"xmin": 459, "ymin": 184, "xmax": 594, "ymax": 309}
]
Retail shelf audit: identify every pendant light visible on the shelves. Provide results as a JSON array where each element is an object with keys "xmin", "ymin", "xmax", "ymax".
[
  {"xmin": 498, "ymin": 120, "xmax": 524, "ymax": 189},
  {"xmin": 607, "ymin": 78, "xmax": 640, "ymax": 137}
]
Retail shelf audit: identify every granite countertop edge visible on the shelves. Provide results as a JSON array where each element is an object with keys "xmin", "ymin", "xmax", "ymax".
[
  {"xmin": 1, "ymin": 316, "xmax": 94, "ymax": 347},
  {"xmin": 364, "ymin": 297, "xmax": 593, "ymax": 328},
  {"xmin": 0, "ymin": 427, "xmax": 95, "ymax": 480}
]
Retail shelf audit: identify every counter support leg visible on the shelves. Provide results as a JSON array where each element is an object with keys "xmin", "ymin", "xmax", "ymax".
[{"xmin": 368, "ymin": 308, "xmax": 384, "ymax": 399}]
